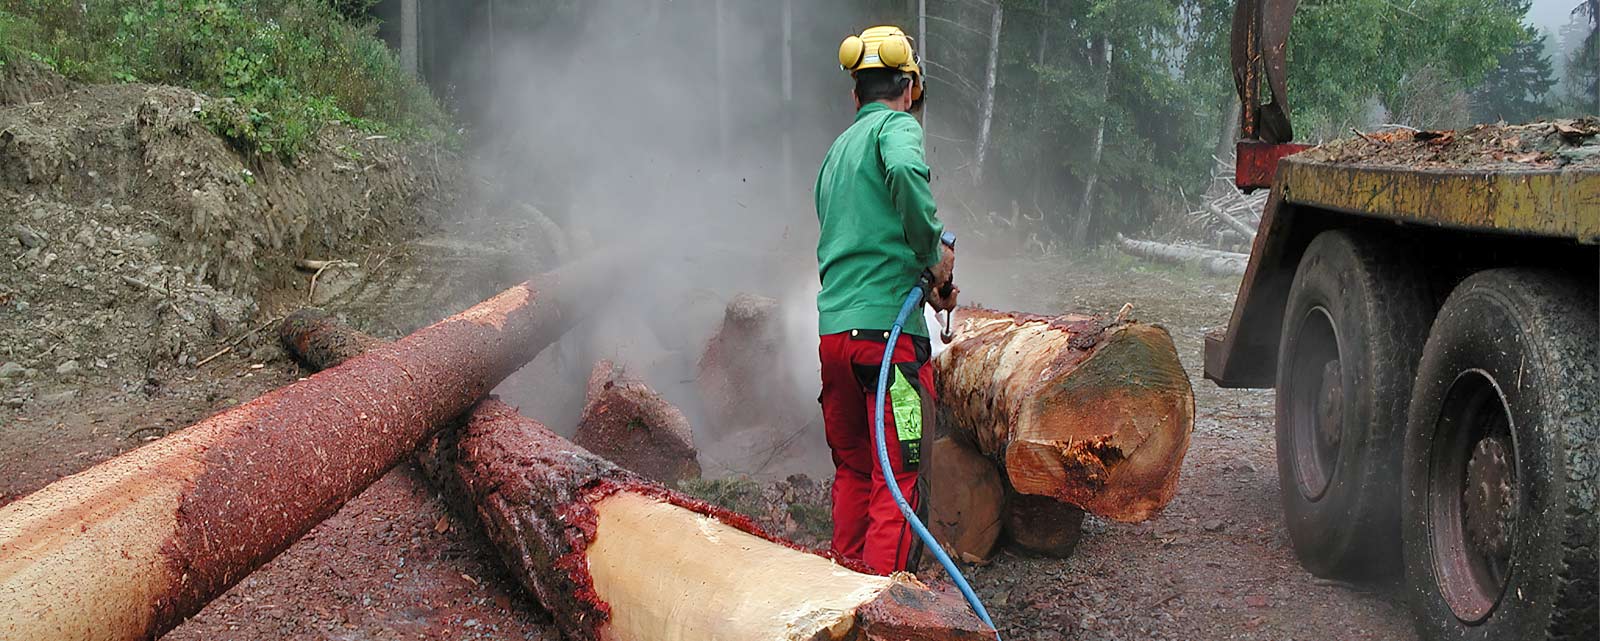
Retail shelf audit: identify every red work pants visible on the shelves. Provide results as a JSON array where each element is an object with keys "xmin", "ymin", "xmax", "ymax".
[{"xmin": 818, "ymin": 330, "xmax": 935, "ymax": 575}]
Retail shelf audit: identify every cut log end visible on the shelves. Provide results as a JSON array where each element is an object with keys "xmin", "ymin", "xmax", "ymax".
[
  {"xmin": 938, "ymin": 308, "xmax": 1195, "ymax": 524},
  {"xmin": 1007, "ymin": 323, "xmax": 1195, "ymax": 521},
  {"xmin": 927, "ymin": 437, "xmax": 1004, "ymax": 563}
]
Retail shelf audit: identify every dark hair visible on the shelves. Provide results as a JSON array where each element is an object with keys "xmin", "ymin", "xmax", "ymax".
[{"xmin": 854, "ymin": 68, "xmax": 911, "ymax": 103}]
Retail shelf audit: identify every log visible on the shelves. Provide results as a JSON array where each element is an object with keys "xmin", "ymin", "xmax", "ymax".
[
  {"xmin": 573, "ymin": 359, "xmax": 701, "ymax": 484},
  {"xmin": 696, "ymin": 293, "xmax": 806, "ymax": 435},
  {"xmin": 1114, "ymin": 233, "xmax": 1248, "ymax": 276},
  {"xmin": 935, "ymin": 307, "xmax": 1195, "ymax": 523},
  {"xmin": 1204, "ymin": 200, "xmax": 1258, "ymax": 241},
  {"xmin": 286, "ymin": 315, "xmax": 998, "ymax": 641},
  {"xmin": 1002, "ymin": 492, "xmax": 1085, "ymax": 558},
  {"xmin": 0, "ymin": 261, "xmax": 615, "ymax": 641},
  {"xmin": 926, "ymin": 437, "xmax": 1005, "ymax": 563}
]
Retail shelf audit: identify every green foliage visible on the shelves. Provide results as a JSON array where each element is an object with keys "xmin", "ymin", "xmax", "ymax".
[
  {"xmin": 676, "ymin": 477, "xmax": 765, "ymax": 517},
  {"xmin": 0, "ymin": 0, "xmax": 448, "ymax": 159},
  {"xmin": 924, "ymin": 0, "xmax": 1531, "ymax": 244},
  {"xmin": 1472, "ymin": 23, "xmax": 1556, "ymax": 122}
]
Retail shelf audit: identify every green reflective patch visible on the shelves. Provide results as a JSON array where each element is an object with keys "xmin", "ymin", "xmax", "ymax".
[{"xmin": 890, "ymin": 366, "xmax": 922, "ymax": 465}]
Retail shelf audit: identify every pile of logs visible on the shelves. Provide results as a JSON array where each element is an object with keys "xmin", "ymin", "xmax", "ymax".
[{"xmin": 1114, "ymin": 153, "xmax": 1267, "ymax": 276}]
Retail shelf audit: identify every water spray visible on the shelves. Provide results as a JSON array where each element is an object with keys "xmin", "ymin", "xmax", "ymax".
[{"xmin": 872, "ymin": 233, "xmax": 1000, "ymax": 637}]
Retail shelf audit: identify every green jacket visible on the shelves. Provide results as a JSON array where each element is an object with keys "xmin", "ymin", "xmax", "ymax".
[{"xmin": 814, "ymin": 102, "xmax": 943, "ymax": 338}]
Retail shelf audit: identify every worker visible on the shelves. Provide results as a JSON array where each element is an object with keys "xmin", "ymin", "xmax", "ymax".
[{"xmin": 815, "ymin": 25, "xmax": 958, "ymax": 575}]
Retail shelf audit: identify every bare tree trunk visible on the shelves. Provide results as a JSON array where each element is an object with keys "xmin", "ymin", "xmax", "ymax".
[
  {"xmin": 919, "ymin": 0, "xmax": 930, "ymax": 136},
  {"xmin": 1114, "ymin": 234, "xmax": 1248, "ymax": 276},
  {"xmin": 1068, "ymin": 37, "xmax": 1112, "ymax": 247},
  {"xmin": 781, "ymin": 0, "xmax": 793, "ymax": 207},
  {"xmin": 972, "ymin": 0, "xmax": 1004, "ymax": 185},
  {"xmin": 715, "ymin": 0, "xmax": 729, "ymax": 159}
]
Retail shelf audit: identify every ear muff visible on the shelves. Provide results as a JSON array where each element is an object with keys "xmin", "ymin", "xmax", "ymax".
[
  {"xmin": 909, "ymin": 74, "xmax": 924, "ymax": 102},
  {"xmin": 839, "ymin": 36, "xmax": 866, "ymax": 70},
  {"xmin": 877, "ymin": 35, "xmax": 913, "ymax": 69}
]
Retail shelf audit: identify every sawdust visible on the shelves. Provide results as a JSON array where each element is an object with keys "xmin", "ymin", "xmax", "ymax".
[{"xmin": 1299, "ymin": 118, "xmax": 1600, "ymax": 170}]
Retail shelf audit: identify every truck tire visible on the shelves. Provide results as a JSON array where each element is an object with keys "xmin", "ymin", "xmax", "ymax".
[
  {"xmin": 1402, "ymin": 268, "xmax": 1597, "ymax": 641},
  {"xmin": 1274, "ymin": 230, "xmax": 1432, "ymax": 578}
]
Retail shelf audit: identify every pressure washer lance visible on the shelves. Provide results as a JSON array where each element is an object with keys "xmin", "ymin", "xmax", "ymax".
[{"xmin": 873, "ymin": 233, "xmax": 999, "ymax": 636}]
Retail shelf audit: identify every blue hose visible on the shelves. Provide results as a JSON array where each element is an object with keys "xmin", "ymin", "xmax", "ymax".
[{"xmin": 874, "ymin": 285, "xmax": 999, "ymax": 636}]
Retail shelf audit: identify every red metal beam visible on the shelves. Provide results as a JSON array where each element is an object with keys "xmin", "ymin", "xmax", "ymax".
[{"xmin": 1236, "ymin": 140, "xmax": 1312, "ymax": 191}]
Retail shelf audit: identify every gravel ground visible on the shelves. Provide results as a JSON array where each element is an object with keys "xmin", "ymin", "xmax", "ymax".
[{"xmin": 1, "ymin": 250, "xmax": 1420, "ymax": 640}]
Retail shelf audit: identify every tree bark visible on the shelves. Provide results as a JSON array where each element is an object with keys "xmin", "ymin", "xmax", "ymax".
[
  {"xmin": 1114, "ymin": 233, "xmax": 1248, "ymax": 276},
  {"xmin": 284, "ymin": 316, "xmax": 999, "ymax": 641},
  {"xmin": 972, "ymin": 0, "xmax": 1004, "ymax": 185},
  {"xmin": 927, "ymin": 437, "xmax": 1005, "ymax": 563},
  {"xmin": 574, "ymin": 359, "xmax": 701, "ymax": 484},
  {"xmin": 935, "ymin": 307, "xmax": 1195, "ymax": 523},
  {"xmin": 696, "ymin": 294, "xmax": 806, "ymax": 437},
  {"xmin": 1068, "ymin": 37, "xmax": 1113, "ymax": 247},
  {"xmin": 0, "ymin": 263, "xmax": 615, "ymax": 641}
]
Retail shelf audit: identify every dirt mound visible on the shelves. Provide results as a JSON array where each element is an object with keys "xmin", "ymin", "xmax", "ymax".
[
  {"xmin": 0, "ymin": 59, "xmax": 69, "ymax": 106},
  {"xmin": 0, "ymin": 68, "xmax": 461, "ymax": 409},
  {"xmin": 0, "ymin": 79, "xmax": 458, "ymax": 294},
  {"xmin": 1300, "ymin": 119, "xmax": 1600, "ymax": 170}
]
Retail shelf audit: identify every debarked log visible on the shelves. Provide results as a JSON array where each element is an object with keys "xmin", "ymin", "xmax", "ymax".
[
  {"xmin": 0, "ymin": 260, "xmax": 619, "ymax": 641},
  {"xmin": 1114, "ymin": 233, "xmax": 1248, "ymax": 276},
  {"xmin": 935, "ymin": 307, "xmax": 1195, "ymax": 523},
  {"xmin": 283, "ymin": 314, "xmax": 998, "ymax": 641}
]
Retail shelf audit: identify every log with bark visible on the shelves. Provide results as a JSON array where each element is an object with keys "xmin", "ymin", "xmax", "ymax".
[
  {"xmin": 284, "ymin": 314, "xmax": 998, "ymax": 641},
  {"xmin": 696, "ymin": 293, "xmax": 807, "ymax": 436},
  {"xmin": 0, "ymin": 261, "xmax": 617, "ymax": 641},
  {"xmin": 1114, "ymin": 233, "xmax": 1248, "ymax": 276},
  {"xmin": 935, "ymin": 307, "xmax": 1195, "ymax": 523},
  {"xmin": 573, "ymin": 359, "xmax": 701, "ymax": 484}
]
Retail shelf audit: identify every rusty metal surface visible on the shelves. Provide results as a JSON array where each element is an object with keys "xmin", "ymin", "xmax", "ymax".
[
  {"xmin": 1278, "ymin": 159, "xmax": 1600, "ymax": 241},
  {"xmin": 1231, "ymin": 0, "xmax": 1298, "ymax": 144},
  {"xmin": 1203, "ymin": 189, "xmax": 1296, "ymax": 389},
  {"xmin": 1236, "ymin": 140, "xmax": 1313, "ymax": 191},
  {"xmin": 0, "ymin": 266, "xmax": 600, "ymax": 641}
]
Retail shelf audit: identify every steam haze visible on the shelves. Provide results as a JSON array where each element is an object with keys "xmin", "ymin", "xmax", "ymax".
[{"xmin": 458, "ymin": 0, "xmax": 918, "ymax": 478}]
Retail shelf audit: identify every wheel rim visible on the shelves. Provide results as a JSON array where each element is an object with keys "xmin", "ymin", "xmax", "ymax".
[
  {"xmin": 1427, "ymin": 370, "xmax": 1518, "ymax": 624},
  {"xmin": 1286, "ymin": 306, "xmax": 1342, "ymax": 501}
]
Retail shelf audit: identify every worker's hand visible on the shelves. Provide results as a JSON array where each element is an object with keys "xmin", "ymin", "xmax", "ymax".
[
  {"xmin": 929, "ymin": 283, "xmax": 960, "ymax": 312},
  {"xmin": 931, "ymin": 244, "xmax": 955, "ymax": 288}
]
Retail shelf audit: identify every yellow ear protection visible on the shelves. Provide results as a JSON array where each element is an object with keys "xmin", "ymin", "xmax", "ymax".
[{"xmin": 839, "ymin": 26, "xmax": 924, "ymax": 103}]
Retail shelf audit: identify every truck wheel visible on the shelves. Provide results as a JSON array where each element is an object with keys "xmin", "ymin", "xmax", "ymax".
[
  {"xmin": 1274, "ymin": 230, "xmax": 1432, "ymax": 578},
  {"xmin": 1402, "ymin": 268, "xmax": 1597, "ymax": 641}
]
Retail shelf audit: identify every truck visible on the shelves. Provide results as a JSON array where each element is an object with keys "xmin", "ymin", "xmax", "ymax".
[{"xmin": 1205, "ymin": 1, "xmax": 1599, "ymax": 639}]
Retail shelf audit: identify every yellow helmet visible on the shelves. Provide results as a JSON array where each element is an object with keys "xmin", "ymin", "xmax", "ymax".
[{"xmin": 839, "ymin": 26, "xmax": 923, "ymax": 102}]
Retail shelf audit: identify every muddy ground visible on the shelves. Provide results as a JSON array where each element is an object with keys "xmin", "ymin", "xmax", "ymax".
[{"xmin": 2, "ymin": 247, "xmax": 1418, "ymax": 640}]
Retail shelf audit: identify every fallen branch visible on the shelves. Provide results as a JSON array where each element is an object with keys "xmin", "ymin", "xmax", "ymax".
[
  {"xmin": 1205, "ymin": 201, "xmax": 1258, "ymax": 241},
  {"xmin": 1115, "ymin": 234, "xmax": 1248, "ymax": 276}
]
